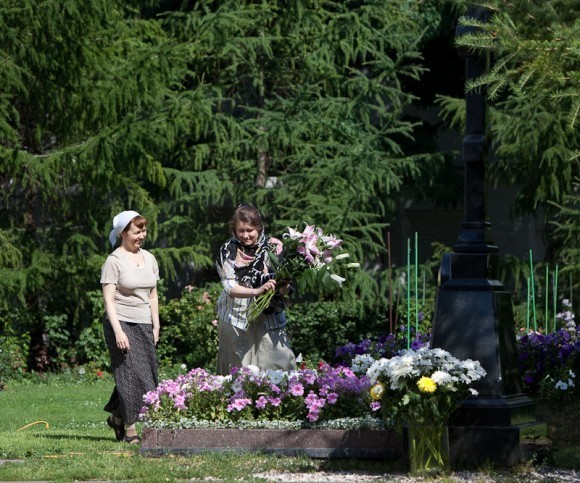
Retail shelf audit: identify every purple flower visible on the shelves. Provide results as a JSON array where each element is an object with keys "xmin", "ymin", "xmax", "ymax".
[
  {"xmin": 173, "ymin": 394, "xmax": 187, "ymax": 410},
  {"xmin": 307, "ymin": 409, "xmax": 320, "ymax": 422},
  {"xmin": 228, "ymin": 398, "xmax": 252, "ymax": 412},
  {"xmin": 255, "ymin": 396, "xmax": 268, "ymax": 409},
  {"xmin": 302, "ymin": 371, "xmax": 316, "ymax": 385},
  {"xmin": 143, "ymin": 391, "xmax": 159, "ymax": 405},
  {"xmin": 289, "ymin": 382, "xmax": 304, "ymax": 396}
]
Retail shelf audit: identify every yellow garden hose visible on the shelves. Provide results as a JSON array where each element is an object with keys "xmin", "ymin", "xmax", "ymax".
[{"xmin": 16, "ymin": 421, "xmax": 50, "ymax": 431}]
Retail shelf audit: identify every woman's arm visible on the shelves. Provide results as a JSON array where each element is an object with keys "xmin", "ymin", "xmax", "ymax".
[
  {"xmin": 228, "ymin": 278, "xmax": 276, "ymax": 298},
  {"xmin": 149, "ymin": 286, "xmax": 160, "ymax": 345},
  {"xmin": 102, "ymin": 283, "xmax": 130, "ymax": 351}
]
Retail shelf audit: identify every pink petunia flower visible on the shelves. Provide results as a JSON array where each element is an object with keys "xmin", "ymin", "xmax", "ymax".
[{"xmin": 255, "ymin": 396, "xmax": 268, "ymax": 409}]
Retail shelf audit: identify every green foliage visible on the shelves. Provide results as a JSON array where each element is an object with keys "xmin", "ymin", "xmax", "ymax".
[
  {"xmin": 0, "ymin": 309, "xmax": 34, "ymax": 386},
  {"xmin": 0, "ymin": 0, "xmax": 441, "ymax": 363},
  {"xmin": 0, "ymin": 336, "xmax": 28, "ymax": 390},
  {"xmin": 549, "ymin": 176, "xmax": 580, "ymax": 279},
  {"xmin": 437, "ymin": 1, "xmax": 579, "ymax": 231},
  {"xmin": 75, "ymin": 291, "xmax": 110, "ymax": 370},
  {"xmin": 286, "ymin": 300, "xmax": 387, "ymax": 363},
  {"xmin": 157, "ymin": 283, "xmax": 220, "ymax": 370}
]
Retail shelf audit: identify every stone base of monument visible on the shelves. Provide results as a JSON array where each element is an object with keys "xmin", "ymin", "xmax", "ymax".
[
  {"xmin": 449, "ymin": 421, "xmax": 549, "ymax": 467},
  {"xmin": 140, "ymin": 428, "xmax": 401, "ymax": 459}
]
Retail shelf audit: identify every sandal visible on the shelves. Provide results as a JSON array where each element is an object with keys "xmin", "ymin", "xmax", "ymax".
[
  {"xmin": 106, "ymin": 415, "xmax": 125, "ymax": 442},
  {"xmin": 124, "ymin": 434, "xmax": 142, "ymax": 445}
]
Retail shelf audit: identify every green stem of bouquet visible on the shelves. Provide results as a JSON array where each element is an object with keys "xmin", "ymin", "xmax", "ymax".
[{"xmin": 246, "ymin": 290, "xmax": 276, "ymax": 323}]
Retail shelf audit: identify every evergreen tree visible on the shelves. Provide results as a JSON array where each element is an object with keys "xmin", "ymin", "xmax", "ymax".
[
  {"xmin": 0, "ymin": 0, "xmax": 446, "ymax": 362},
  {"xmin": 437, "ymin": 1, "xmax": 579, "ymax": 224},
  {"xmin": 0, "ymin": 1, "xmax": 213, "ymax": 337}
]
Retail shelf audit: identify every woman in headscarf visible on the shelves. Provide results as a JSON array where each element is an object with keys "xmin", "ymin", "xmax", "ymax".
[
  {"xmin": 216, "ymin": 203, "xmax": 296, "ymax": 375},
  {"xmin": 101, "ymin": 210, "xmax": 160, "ymax": 444}
]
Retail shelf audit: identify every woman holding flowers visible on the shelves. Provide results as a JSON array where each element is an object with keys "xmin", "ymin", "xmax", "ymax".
[{"xmin": 215, "ymin": 203, "xmax": 296, "ymax": 375}]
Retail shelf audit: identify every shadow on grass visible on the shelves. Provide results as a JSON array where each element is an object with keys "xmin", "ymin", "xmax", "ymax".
[{"xmin": 31, "ymin": 433, "xmax": 123, "ymax": 444}]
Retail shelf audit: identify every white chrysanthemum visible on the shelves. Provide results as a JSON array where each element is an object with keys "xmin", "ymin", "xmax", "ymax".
[
  {"xmin": 431, "ymin": 370, "xmax": 452, "ymax": 385},
  {"xmin": 366, "ymin": 359, "xmax": 390, "ymax": 383}
]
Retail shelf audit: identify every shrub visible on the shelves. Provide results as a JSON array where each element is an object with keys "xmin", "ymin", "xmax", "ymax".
[
  {"xmin": 0, "ymin": 336, "xmax": 28, "ymax": 389},
  {"xmin": 157, "ymin": 283, "xmax": 220, "ymax": 370},
  {"xmin": 75, "ymin": 290, "xmax": 110, "ymax": 370},
  {"xmin": 0, "ymin": 309, "xmax": 33, "ymax": 387},
  {"xmin": 285, "ymin": 300, "xmax": 388, "ymax": 363}
]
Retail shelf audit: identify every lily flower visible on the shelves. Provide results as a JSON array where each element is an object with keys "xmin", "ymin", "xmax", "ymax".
[
  {"xmin": 322, "ymin": 234, "xmax": 342, "ymax": 248},
  {"xmin": 302, "ymin": 224, "xmax": 316, "ymax": 238},
  {"xmin": 284, "ymin": 227, "xmax": 303, "ymax": 240},
  {"xmin": 303, "ymin": 236, "xmax": 320, "ymax": 256},
  {"xmin": 330, "ymin": 274, "xmax": 346, "ymax": 285},
  {"xmin": 322, "ymin": 249, "xmax": 333, "ymax": 264},
  {"xmin": 269, "ymin": 237, "xmax": 284, "ymax": 255}
]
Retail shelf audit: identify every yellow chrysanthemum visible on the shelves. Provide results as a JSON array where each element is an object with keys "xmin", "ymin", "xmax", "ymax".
[
  {"xmin": 370, "ymin": 382, "xmax": 385, "ymax": 401},
  {"xmin": 417, "ymin": 376, "xmax": 437, "ymax": 393}
]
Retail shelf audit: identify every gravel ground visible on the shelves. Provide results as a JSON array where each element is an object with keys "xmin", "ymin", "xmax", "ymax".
[{"xmin": 250, "ymin": 467, "xmax": 579, "ymax": 482}]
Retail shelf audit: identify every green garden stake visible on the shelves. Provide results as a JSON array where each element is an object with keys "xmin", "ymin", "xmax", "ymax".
[
  {"xmin": 545, "ymin": 265, "xmax": 549, "ymax": 332},
  {"xmin": 407, "ymin": 237, "xmax": 411, "ymax": 349},
  {"xmin": 529, "ymin": 250, "xmax": 537, "ymax": 331},
  {"xmin": 414, "ymin": 231, "xmax": 419, "ymax": 336},
  {"xmin": 526, "ymin": 277, "xmax": 530, "ymax": 332},
  {"xmin": 553, "ymin": 265, "xmax": 559, "ymax": 332}
]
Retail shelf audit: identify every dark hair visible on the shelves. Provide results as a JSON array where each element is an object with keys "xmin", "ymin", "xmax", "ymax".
[
  {"xmin": 123, "ymin": 215, "xmax": 147, "ymax": 233},
  {"xmin": 229, "ymin": 203, "xmax": 263, "ymax": 234}
]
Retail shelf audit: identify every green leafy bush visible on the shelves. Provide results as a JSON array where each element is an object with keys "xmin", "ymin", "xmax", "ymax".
[
  {"xmin": 157, "ymin": 283, "xmax": 221, "ymax": 370},
  {"xmin": 286, "ymin": 300, "xmax": 388, "ymax": 363},
  {"xmin": 0, "ymin": 309, "xmax": 33, "ymax": 387},
  {"xmin": 75, "ymin": 290, "xmax": 110, "ymax": 370},
  {"xmin": 0, "ymin": 336, "xmax": 28, "ymax": 389}
]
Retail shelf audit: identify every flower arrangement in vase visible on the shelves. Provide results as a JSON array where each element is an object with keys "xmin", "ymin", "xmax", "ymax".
[{"xmin": 364, "ymin": 346, "xmax": 486, "ymax": 474}]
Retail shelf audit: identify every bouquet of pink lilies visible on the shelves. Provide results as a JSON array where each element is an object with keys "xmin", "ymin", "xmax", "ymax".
[{"xmin": 246, "ymin": 223, "xmax": 359, "ymax": 322}]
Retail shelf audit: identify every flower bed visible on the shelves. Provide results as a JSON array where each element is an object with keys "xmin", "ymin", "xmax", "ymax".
[
  {"xmin": 139, "ymin": 364, "xmax": 397, "ymax": 458},
  {"xmin": 140, "ymin": 364, "xmax": 376, "ymax": 426}
]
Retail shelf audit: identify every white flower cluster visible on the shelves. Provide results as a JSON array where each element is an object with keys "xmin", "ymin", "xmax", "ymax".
[
  {"xmin": 554, "ymin": 370, "xmax": 576, "ymax": 392},
  {"xmin": 557, "ymin": 299, "xmax": 576, "ymax": 339},
  {"xmin": 351, "ymin": 354, "xmax": 376, "ymax": 375},
  {"xmin": 366, "ymin": 346, "xmax": 486, "ymax": 393}
]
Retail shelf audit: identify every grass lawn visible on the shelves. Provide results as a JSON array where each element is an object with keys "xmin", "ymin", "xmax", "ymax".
[{"xmin": 0, "ymin": 375, "xmax": 578, "ymax": 481}]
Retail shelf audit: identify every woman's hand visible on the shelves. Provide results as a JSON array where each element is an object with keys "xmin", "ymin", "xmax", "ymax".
[
  {"xmin": 115, "ymin": 330, "xmax": 130, "ymax": 351},
  {"xmin": 257, "ymin": 278, "xmax": 276, "ymax": 296},
  {"xmin": 278, "ymin": 278, "xmax": 293, "ymax": 296}
]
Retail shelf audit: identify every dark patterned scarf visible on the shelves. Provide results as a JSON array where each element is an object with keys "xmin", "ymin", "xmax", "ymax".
[{"xmin": 217, "ymin": 233, "xmax": 271, "ymax": 289}]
